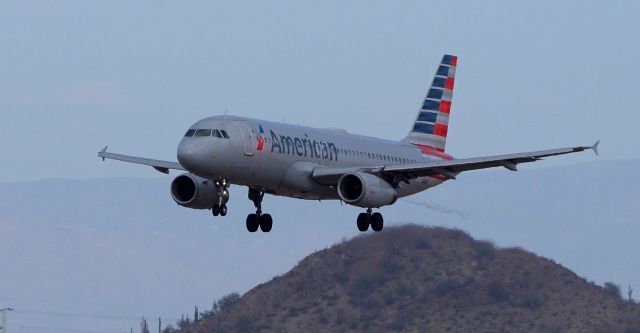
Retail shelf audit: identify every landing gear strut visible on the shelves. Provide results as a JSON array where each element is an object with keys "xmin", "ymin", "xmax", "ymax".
[
  {"xmin": 356, "ymin": 208, "xmax": 383, "ymax": 232},
  {"xmin": 211, "ymin": 179, "xmax": 230, "ymax": 217},
  {"xmin": 246, "ymin": 188, "xmax": 272, "ymax": 232}
]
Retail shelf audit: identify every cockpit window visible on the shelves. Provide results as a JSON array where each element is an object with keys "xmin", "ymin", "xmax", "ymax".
[
  {"xmin": 190, "ymin": 128, "xmax": 230, "ymax": 139},
  {"xmin": 195, "ymin": 129, "xmax": 211, "ymax": 137}
]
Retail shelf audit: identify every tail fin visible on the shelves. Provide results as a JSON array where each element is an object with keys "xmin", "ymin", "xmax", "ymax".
[{"xmin": 403, "ymin": 54, "xmax": 457, "ymax": 152}]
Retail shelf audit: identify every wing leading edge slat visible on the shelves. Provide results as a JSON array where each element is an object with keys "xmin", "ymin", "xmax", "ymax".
[
  {"xmin": 312, "ymin": 143, "xmax": 598, "ymax": 186},
  {"xmin": 98, "ymin": 146, "xmax": 185, "ymax": 174}
]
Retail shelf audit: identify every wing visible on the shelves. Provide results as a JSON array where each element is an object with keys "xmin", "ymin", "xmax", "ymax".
[
  {"xmin": 312, "ymin": 141, "xmax": 599, "ymax": 185},
  {"xmin": 97, "ymin": 146, "xmax": 185, "ymax": 174}
]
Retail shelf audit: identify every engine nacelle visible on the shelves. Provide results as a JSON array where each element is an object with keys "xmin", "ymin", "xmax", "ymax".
[
  {"xmin": 337, "ymin": 172, "xmax": 398, "ymax": 208},
  {"xmin": 170, "ymin": 173, "xmax": 220, "ymax": 209}
]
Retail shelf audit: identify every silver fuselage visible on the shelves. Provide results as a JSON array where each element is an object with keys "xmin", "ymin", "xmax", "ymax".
[{"xmin": 177, "ymin": 115, "xmax": 449, "ymax": 200}]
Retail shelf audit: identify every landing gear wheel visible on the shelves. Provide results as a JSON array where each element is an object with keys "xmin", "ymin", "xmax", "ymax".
[
  {"xmin": 371, "ymin": 212, "xmax": 384, "ymax": 232},
  {"xmin": 260, "ymin": 214, "xmax": 273, "ymax": 232},
  {"xmin": 247, "ymin": 188, "xmax": 272, "ymax": 233},
  {"xmin": 357, "ymin": 213, "xmax": 370, "ymax": 232},
  {"xmin": 212, "ymin": 204, "xmax": 220, "ymax": 217},
  {"xmin": 246, "ymin": 214, "xmax": 259, "ymax": 232},
  {"xmin": 219, "ymin": 205, "xmax": 227, "ymax": 216}
]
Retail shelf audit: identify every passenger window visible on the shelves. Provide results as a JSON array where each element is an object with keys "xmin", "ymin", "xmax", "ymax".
[
  {"xmin": 185, "ymin": 129, "xmax": 195, "ymax": 137},
  {"xmin": 212, "ymin": 129, "xmax": 222, "ymax": 138},
  {"xmin": 220, "ymin": 130, "xmax": 229, "ymax": 139},
  {"xmin": 195, "ymin": 129, "xmax": 211, "ymax": 137}
]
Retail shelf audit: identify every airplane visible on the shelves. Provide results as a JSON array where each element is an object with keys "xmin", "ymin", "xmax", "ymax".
[{"xmin": 98, "ymin": 54, "xmax": 599, "ymax": 233}]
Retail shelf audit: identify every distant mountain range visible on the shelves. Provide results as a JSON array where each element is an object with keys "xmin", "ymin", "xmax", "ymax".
[
  {"xmin": 174, "ymin": 225, "xmax": 640, "ymax": 333},
  {"xmin": 0, "ymin": 160, "xmax": 638, "ymax": 332}
]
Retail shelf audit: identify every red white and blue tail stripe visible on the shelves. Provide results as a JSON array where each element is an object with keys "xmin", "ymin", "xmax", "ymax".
[{"xmin": 404, "ymin": 54, "xmax": 457, "ymax": 155}]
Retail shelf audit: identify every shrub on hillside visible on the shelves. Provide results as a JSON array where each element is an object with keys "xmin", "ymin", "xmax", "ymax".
[
  {"xmin": 604, "ymin": 282, "xmax": 622, "ymax": 299},
  {"xmin": 414, "ymin": 238, "xmax": 432, "ymax": 250},
  {"xmin": 349, "ymin": 273, "xmax": 391, "ymax": 300},
  {"xmin": 487, "ymin": 281, "xmax": 510, "ymax": 302},
  {"xmin": 518, "ymin": 291, "xmax": 546, "ymax": 309},
  {"xmin": 333, "ymin": 271, "xmax": 349, "ymax": 285},
  {"xmin": 394, "ymin": 282, "xmax": 413, "ymax": 298},
  {"xmin": 161, "ymin": 325, "xmax": 177, "ymax": 333},
  {"xmin": 381, "ymin": 259, "xmax": 401, "ymax": 274},
  {"xmin": 217, "ymin": 292, "xmax": 241, "ymax": 312},
  {"xmin": 434, "ymin": 279, "xmax": 459, "ymax": 297},
  {"xmin": 390, "ymin": 317, "xmax": 408, "ymax": 331},
  {"xmin": 473, "ymin": 241, "xmax": 497, "ymax": 260},
  {"xmin": 234, "ymin": 315, "xmax": 254, "ymax": 333}
]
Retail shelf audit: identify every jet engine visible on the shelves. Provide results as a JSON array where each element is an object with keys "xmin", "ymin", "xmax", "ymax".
[
  {"xmin": 337, "ymin": 172, "xmax": 398, "ymax": 208},
  {"xmin": 170, "ymin": 173, "xmax": 220, "ymax": 209}
]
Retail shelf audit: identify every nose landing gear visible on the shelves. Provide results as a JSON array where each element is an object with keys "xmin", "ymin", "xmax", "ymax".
[
  {"xmin": 246, "ymin": 188, "xmax": 272, "ymax": 232},
  {"xmin": 356, "ymin": 208, "xmax": 384, "ymax": 232},
  {"xmin": 211, "ymin": 179, "xmax": 230, "ymax": 217}
]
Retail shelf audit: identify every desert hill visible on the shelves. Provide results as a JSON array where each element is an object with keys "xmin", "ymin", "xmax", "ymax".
[{"xmin": 175, "ymin": 225, "xmax": 640, "ymax": 333}]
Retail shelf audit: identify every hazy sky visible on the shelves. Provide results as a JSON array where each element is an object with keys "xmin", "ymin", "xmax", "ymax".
[{"xmin": 1, "ymin": 1, "xmax": 638, "ymax": 182}]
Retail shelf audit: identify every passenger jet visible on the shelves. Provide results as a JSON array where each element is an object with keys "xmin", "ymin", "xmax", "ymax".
[{"xmin": 99, "ymin": 55, "xmax": 598, "ymax": 232}]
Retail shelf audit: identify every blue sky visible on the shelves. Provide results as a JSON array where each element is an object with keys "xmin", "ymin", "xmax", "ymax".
[{"xmin": 1, "ymin": 0, "xmax": 638, "ymax": 182}]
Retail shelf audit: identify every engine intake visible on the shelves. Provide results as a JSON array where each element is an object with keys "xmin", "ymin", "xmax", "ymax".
[
  {"xmin": 337, "ymin": 172, "xmax": 397, "ymax": 208},
  {"xmin": 170, "ymin": 173, "xmax": 219, "ymax": 209}
]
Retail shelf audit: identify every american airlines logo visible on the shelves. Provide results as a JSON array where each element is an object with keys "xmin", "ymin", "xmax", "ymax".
[{"xmin": 269, "ymin": 129, "xmax": 339, "ymax": 161}]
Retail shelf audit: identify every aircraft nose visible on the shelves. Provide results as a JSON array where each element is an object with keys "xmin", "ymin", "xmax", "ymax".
[{"xmin": 177, "ymin": 139, "xmax": 201, "ymax": 171}]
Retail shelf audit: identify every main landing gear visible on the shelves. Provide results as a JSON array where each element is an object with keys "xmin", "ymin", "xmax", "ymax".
[
  {"xmin": 356, "ymin": 208, "xmax": 384, "ymax": 232},
  {"xmin": 246, "ymin": 188, "xmax": 273, "ymax": 233},
  {"xmin": 211, "ymin": 179, "xmax": 230, "ymax": 217}
]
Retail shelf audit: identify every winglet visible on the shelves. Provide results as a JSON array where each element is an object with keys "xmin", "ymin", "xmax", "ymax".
[
  {"xmin": 591, "ymin": 140, "xmax": 600, "ymax": 156},
  {"xmin": 98, "ymin": 145, "xmax": 108, "ymax": 161}
]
